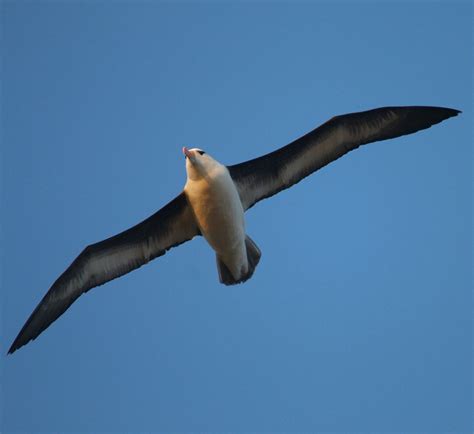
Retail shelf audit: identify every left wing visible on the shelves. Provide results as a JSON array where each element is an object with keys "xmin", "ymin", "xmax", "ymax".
[
  {"xmin": 228, "ymin": 106, "xmax": 460, "ymax": 210},
  {"xmin": 8, "ymin": 192, "xmax": 199, "ymax": 354}
]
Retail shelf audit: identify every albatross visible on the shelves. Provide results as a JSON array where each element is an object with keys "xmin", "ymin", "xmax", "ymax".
[{"xmin": 8, "ymin": 105, "xmax": 460, "ymax": 354}]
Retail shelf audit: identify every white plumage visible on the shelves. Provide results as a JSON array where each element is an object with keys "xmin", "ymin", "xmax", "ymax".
[{"xmin": 183, "ymin": 148, "xmax": 250, "ymax": 281}]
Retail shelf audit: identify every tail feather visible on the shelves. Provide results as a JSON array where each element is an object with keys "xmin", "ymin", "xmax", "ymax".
[
  {"xmin": 216, "ymin": 257, "xmax": 236, "ymax": 285},
  {"xmin": 216, "ymin": 235, "xmax": 261, "ymax": 285}
]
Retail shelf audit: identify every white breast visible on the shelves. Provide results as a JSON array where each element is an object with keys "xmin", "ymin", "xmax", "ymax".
[{"xmin": 184, "ymin": 162, "xmax": 248, "ymax": 278}]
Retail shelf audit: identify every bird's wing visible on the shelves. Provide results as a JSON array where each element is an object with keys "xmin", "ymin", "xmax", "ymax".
[
  {"xmin": 8, "ymin": 192, "xmax": 200, "ymax": 354},
  {"xmin": 228, "ymin": 106, "xmax": 460, "ymax": 210}
]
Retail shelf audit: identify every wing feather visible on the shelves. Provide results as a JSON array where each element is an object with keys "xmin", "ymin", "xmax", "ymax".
[
  {"xmin": 229, "ymin": 106, "xmax": 460, "ymax": 210},
  {"xmin": 8, "ymin": 192, "xmax": 199, "ymax": 354}
]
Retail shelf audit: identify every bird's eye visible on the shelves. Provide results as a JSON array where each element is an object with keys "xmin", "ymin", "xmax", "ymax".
[{"xmin": 197, "ymin": 150, "xmax": 206, "ymax": 155}]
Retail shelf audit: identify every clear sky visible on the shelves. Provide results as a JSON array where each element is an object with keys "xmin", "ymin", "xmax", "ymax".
[{"xmin": 1, "ymin": 1, "xmax": 472, "ymax": 432}]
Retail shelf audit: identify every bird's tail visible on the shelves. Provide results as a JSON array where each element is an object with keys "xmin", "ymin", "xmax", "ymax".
[{"xmin": 216, "ymin": 235, "xmax": 261, "ymax": 285}]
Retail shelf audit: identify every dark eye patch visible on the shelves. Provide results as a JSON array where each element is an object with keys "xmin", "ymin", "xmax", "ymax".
[{"xmin": 197, "ymin": 150, "xmax": 206, "ymax": 155}]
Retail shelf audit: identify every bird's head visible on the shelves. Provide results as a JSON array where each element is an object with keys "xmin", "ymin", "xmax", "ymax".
[{"xmin": 183, "ymin": 146, "xmax": 218, "ymax": 180}]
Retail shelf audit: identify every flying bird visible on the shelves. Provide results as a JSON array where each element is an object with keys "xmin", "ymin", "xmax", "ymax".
[{"xmin": 8, "ymin": 105, "xmax": 460, "ymax": 354}]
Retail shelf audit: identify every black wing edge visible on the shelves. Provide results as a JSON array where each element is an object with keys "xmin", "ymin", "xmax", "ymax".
[
  {"xmin": 7, "ymin": 192, "xmax": 198, "ymax": 355},
  {"xmin": 228, "ymin": 106, "xmax": 461, "ymax": 210}
]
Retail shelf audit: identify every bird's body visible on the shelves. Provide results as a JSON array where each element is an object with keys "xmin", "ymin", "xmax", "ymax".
[
  {"xmin": 183, "ymin": 148, "xmax": 250, "ymax": 281},
  {"xmin": 8, "ymin": 105, "xmax": 461, "ymax": 354}
]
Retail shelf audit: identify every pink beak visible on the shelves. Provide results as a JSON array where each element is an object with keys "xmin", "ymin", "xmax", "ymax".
[{"xmin": 182, "ymin": 147, "xmax": 193, "ymax": 159}]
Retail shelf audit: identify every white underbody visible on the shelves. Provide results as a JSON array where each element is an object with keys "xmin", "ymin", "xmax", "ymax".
[{"xmin": 184, "ymin": 162, "xmax": 248, "ymax": 280}]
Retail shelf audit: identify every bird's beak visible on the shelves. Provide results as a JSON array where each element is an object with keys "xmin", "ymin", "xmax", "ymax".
[{"xmin": 183, "ymin": 147, "xmax": 193, "ymax": 161}]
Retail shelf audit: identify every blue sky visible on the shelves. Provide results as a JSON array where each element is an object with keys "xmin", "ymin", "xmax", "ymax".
[{"xmin": 1, "ymin": 1, "xmax": 472, "ymax": 432}]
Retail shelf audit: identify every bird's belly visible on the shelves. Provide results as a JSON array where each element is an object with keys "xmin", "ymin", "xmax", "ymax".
[{"xmin": 185, "ymin": 171, "xmax": 246, "ymax": 262}]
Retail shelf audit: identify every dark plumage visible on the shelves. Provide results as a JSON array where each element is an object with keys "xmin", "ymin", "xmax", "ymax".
[
  {"xmin": 229, "ymin": 106, "xmax": 460, "ymax": 210},
  {"xmin": 8, "ymin": 105, "xmax": 460, "ymax": 354}
]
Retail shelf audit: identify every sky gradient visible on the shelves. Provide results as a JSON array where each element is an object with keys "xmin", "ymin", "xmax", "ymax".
[{"xmin": 2, "ymin": 1, "xmax": 472, "ymax": 432}]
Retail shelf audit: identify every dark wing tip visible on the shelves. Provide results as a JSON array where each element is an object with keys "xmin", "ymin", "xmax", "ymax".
[
  {"xmin": 345, "ymin": 105, "xmax": 462, "ymax": 145},
  {"xmin": 413, "ymin": 105, "xmax": 461, "ymax": 129},
  {"xmin": 7, "ymin": 317, "xmax": 40, "ymax": 355},
  {"xmin": 408, "ymin": 106, "xmax": 461, "ymax": 132},
  {"xmin": 444, "ymin": 107, "xmax": 461, "ymax": 115},
  {"xmin": 427, "ymin": 105, "xmax": 461, "ymax": 118},
  {"xmin": 382, "ymin": 105, "xmax": 461, "ymax": 122},
  {"xmin": 6, "ymin": 273, "xmax": 82, "ymax": 355},
  {"xmin": 7, "ymin": 344, "xmax": 18, "ymax": 355},
  {"xmin": 7, "ymin": 337, "xmax": 25, "ymax": 355}
]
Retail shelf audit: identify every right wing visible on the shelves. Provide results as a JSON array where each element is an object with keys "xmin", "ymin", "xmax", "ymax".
[{"xmin": 8, "ymin": 191, "xmax": 200, "ymax": 354}]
